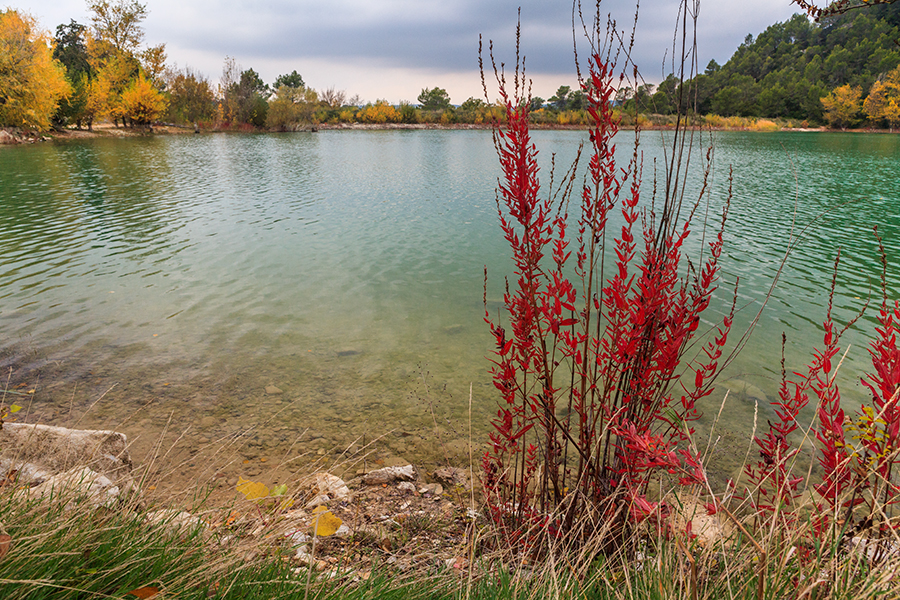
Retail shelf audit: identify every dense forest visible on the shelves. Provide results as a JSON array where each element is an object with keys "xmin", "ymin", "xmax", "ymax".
[{"xmin": 633, "ymin": 2, "xmax": 900, "ymax": 126}]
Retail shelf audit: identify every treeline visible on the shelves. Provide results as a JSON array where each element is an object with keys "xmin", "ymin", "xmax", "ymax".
[
  {"xmin": 629, "ymin": 3, "xmax": 900, "ymax": 127},
  {"xmin": 0, "ymin": 1, "xmax": 512, "ymax": 132},
  {"xmin": 4, "ymin": 1, "xmax": 900, "ymax": 133}
]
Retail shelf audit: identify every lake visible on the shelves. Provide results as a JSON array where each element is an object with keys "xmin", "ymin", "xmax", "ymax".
[{"xmin": 1, "ymin": 129, "xmax": 898, "ymax": 490}]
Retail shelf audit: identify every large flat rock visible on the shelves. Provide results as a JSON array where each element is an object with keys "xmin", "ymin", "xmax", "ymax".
[{"xmin": 0, "ymin": 423, "xmax": 133, "ymax": 486}]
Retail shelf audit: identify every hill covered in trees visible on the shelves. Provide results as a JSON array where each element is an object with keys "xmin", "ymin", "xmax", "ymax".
[{"xmin": 637, "ymin": 3, "xmax": 900, "ymax": 126}]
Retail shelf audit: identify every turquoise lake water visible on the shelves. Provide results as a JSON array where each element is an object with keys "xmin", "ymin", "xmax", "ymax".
[{"xmin": 1, "ymin": 129, "xmax": 898, "ymax": 484}]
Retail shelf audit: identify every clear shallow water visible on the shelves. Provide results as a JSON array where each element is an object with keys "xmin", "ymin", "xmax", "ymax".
[{"xmin": 1, "ymin": 129, "xmax": 898, "ymax": 485}]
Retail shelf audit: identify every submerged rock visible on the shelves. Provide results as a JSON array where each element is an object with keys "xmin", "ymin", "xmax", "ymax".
[
  {"xmin": 265, "ymin": 385, "xmax": 284, "ymax": 395},
  {"xmin": 720, "ymin": 379, "xmax": 768, "ymax": 405}
]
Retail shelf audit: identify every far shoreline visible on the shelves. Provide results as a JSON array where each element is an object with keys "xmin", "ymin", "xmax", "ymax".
[{"xmin": 3, "ymin": 121, "xmax": 898, "ymax": 145}]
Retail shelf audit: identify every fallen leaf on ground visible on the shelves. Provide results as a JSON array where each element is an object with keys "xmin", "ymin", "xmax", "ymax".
[
  {"xmin": 236, "ymin": 476, "xmax": 269, "ymax": 500},
  {"xmin": 311, "ymin": 506, "xmax": 342, "ymax": 537},
  {"xmin": 0, "ymin": 534, "xmax": 11, "ymax": 559},
  {"xmin": 128, "ymin": 586, "xmax": 160, "ymax": 599}
]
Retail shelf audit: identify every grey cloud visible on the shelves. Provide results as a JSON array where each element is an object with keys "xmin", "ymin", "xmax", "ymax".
[{"xmin": 35, "ymin": 0, "xmax": 802, "ymax": 91}]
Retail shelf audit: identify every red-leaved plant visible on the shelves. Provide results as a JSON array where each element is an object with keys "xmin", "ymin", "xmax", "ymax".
[
  {"xmin": 480, "ymin": 26, "xmax": 735, "ymax": 551},
  {"xmin": 746, "ymin": 232, "xmax": 900, "ymax": 542}
]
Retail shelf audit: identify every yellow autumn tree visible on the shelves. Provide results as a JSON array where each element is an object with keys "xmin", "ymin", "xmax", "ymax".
[
  {"xmin": 87, "ymin": 38, "xmax": 139, "ymax": 126},
  {"xmin": 864, "ymin": 66, "xmax": 900, "ymax": 131},
  {"xmin": 0, "ymin": 10, "xmax": 70, "ymax": 131},
  {"xmin": 356, "ymin": 100, "xmax": 401, "ymax": 123},
  {"xmin": 821, "ymin": 84, "xmax": 862, "ymax": 129},
  {"xmin": 119, "ymin": 73, "xmax": 167, "ymax": 126}
]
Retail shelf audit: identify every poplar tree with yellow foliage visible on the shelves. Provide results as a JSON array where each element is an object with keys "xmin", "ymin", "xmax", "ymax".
[
  {"xmin": 0, "ymin": 9, "xmax": 70, "ymax": 131},
  {"xmin": 821, "ymin": 84, "xmax": 863, "ymax": 129},
  {"xmin": 120, "ymin": 73, "xmax": 167, "ymax": 127},
  {"xmin": 84, "ymin": 0, "xmax": 166, "ymax": 128},
  {"xmin": 864, "ymin": 65, "xmax": 900, "ymax": 131}
]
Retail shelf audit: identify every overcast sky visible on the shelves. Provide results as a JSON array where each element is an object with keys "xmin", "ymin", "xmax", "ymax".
[{"xmin": 21, "ymin": 0, "xmax": 801, "ymax": 104}]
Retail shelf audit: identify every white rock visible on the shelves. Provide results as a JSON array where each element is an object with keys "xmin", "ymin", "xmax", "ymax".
[
  {"xmin": 304, "ymin": 494, "xmax": 331, "ymax": 509},
  {"xmin": 25, "ymin": 467, "xmax": 119, "ymax": 508},
  {"xmin": 0, "ymin": 459, "xmax": 53, "ymax": 486},
  {"xmin": 145, "ymin": 509, "xmax": 206, "ymax": 535},
  {"xmin": 312, "ymin": 473, "xmax": 350, "ymax": 500},
  {"xmin": 362, "ymin": 464, "xmax": 416, "ymax": 485},
  {"xmin": 0, "ymin": 423, "xmax": 133, "ymax": 490},
  {"xmin": 419, "ymin": 483, "xmax": 444, "ymax": 496},
  {"xmin": 397, "ymin": 481, "xmax": 417, "ymax": 494},
  {"xmin": 285, "ymin": 531, "xmax": 311, "ymax": 545}
]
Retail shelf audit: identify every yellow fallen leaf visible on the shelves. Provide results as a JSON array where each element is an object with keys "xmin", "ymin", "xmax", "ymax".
[
  {"xmin": 236, "ymin": 476, "xmax": 269, "ymax": 500},
  {"xmin": 311, "ymin": 505, "xmax": 342, "ymax": 537}
]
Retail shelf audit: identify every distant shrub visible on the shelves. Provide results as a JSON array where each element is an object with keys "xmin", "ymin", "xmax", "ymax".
[{"xmin": 357, "ymin": 100, "xmax": 400, "ymax": 123}]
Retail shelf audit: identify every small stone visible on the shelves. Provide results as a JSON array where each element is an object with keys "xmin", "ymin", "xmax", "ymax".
[
  {"xmin": 304, "ymin": 494, "xmax": 330, "ymax": 509},
  {"xmin": 286, "ymin": 532, "xmax": 310, "ymax": 545},
  {"xmin": 397, "ymin": 481, "xmax": 417, "ymax": 494},
  {"xmin": 419, "ymin": 483, "xmax": 443, "ymax": 496},
  {"xmin": 199, "ymin": 416, "xmax": 217, "ymax": 428},
  {"xmin": 145, "ymin": 509, "xmax": 206, "ymax": 535},
  {"xmin": 265, "ymin": 385, "xmax": 284, "ymax": 395},
  {"xmin": 306, "ymin": 473, "xmax": 350, "ymax": 500}
]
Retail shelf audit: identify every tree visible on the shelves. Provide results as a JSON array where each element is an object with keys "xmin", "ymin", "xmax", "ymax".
[
  {"xmin": 52, "ymin": 20, "xmax": 92, "ymax": 128},
  {"xmin": 821, "ymin": 83, "xmax": 862, "ymax": 128},
  {"xmin": 548, "ymin": 85, "xmax": 570, "ymax": 110},
  {"xmin": 0, "ymin": 10, "xmax": 71, "ymax": 131},
  {"xmin": 220, "ymin": 59, "xmax": 270, "ymax": 126},
  {"xmin": 166, "ymin": 67, "xmax": 215, "ymax": 124},
  {"xmin": 140, "ymin": 43, "xmax": 167, "ymax": 90},
  {"xmin": 266, "ymin": 84, "xmax": 317, "ymax": 129},
  {"xmin": 119, "ymin": 73, "xmax": 166, "ymax": 126},
  {"xmin": 274, "ymin": 70, "xmax": 304, "ymax": 90},
  {"xmin": 417, "ymin": 87, "xmax": 451, "ymax": 110},
  {"xmin": 319, "ymin": 86, "xmax": 346, "ymax": 108},
  {"xmin": 53, "ymin": 20, "xmax": 91, "ymax": 77},
  {"xmin": 864, "ymin": 65, "xmax": 900, "ymax": 129},
  {"xmin": 87, "ymin": 0, "xmax": 147, "ymax": 55},
  {"xmin": 86, "ymin": 38, "xmax": 140, "ymax": 126}
]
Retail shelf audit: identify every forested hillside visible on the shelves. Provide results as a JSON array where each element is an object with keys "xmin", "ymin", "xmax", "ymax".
[{"xmin": 639, "ymin": 3, "xmax": 900, "ymax": 125}]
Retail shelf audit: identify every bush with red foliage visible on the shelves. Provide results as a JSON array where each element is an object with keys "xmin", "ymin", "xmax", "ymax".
[{"xmin": 481, "ymin": 35, "xmax": 734, "ymax": 550}]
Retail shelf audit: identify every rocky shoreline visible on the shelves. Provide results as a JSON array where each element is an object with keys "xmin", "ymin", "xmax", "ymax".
[{"xmin": 0, "ymin": 423, "xmax": 478, "ymax": 577}]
